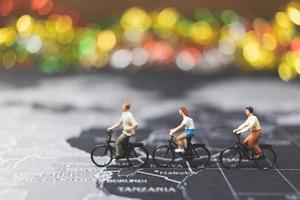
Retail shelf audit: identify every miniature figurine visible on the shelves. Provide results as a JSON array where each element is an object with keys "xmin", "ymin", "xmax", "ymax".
[
  {"xmin": 169, "ymin": 106, "xmax": 195, "ymax": 153},
  {"xmin": 233, "ymin": 106, "xmax": 262, "ymax": 158},
  {"xmin": 107, "ymin": 101, "xmax": 138, "ymax": 160}
]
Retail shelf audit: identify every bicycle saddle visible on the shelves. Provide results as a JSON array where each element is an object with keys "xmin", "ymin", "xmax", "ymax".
[
  {"xmin": 192, "ymin": 143, "xmax": 206, "ymax": 147},
  {"xmin": 131, "ymin": 143, "xmax": 144, "ymax": 147},
  {"xmin": 259, "ymin": 144, "xmax": 272, "ymax": 148}
]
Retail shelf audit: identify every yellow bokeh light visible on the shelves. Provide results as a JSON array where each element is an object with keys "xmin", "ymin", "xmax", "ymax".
[
  {"xmin": 57, "ymin": 29, "xmax": 75, "ymax": 44},
  {"xmin": 285, "ymin": 52, "xmax": 295, "ymax": 67},
  {"xmin": 287, "ymin": 1, "xmax": 300, "ymax": 26},
  {"xmin": 295, "ymin": 57, "xmax": 300, "ymax": 74},
  {"xmin": 55, "ymin": 15, "xmax": 73, "ymax": 33},
  {"xmin": 275, "ymin": 12, "xmax": 292, "ymax": 28},
  {"xmin": 262, "ymin": 33, "xmax": 277, "ymax": 51},
  {"xmin": 261, "ymin": 50, "xmax": 275, "ymax": 68},
  {"xmin": 156, "ymin": 8, "xmax": 179, "ymax": 29},
  {"xmin": 2, "ymin": 51, "xmax": 16, "ymax": 69},
  {"xmin": 288, "ymin": 7, "xmax": 300, "ymax": 25},
  {"xmin": 45, "ymin": 19, "xmax": 56, "ymax": 38},
  {"xmin": 0, "ymin": 28, "xmax": 16, "ymax": 46},
  {"xmin": 16, "ymin": 15, "xmax": 34, "ymax": 33},
  {"xmin": 278, "ymin": 62, "xmax": 293, "ymax": 81},
  {"xmin": 97, "ymin": 30, "xmax": 117, "ymax": 52},
  {"xmin": 274, "ymin": 24, "xmax": 294, "ymax": 45},
  {"xmin": 189, "ymin": 21, "xmax": 213, "ymax": 44},
  {"xmin": 243, "ymin": 43, "xmax": 260, "ymax": 64},
  {"xmin": 120, "ymin": 7, "xmax": 151, "ymax": 31}
]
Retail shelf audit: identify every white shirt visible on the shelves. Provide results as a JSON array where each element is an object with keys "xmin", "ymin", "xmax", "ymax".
[
  {"xmin": 180, "ymin": 116, "xmax": 195, "ymax": 130},
  {"xmin": 237, "ymin": 115, "xmax": 261, "ymax": 134},
  {"xmin": 119, "ymin": 111, "xmax": 138, "ymax": 136}
]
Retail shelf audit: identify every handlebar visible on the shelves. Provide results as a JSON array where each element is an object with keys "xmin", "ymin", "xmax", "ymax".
[
  {"xmin": 234, "ymin": 132, "xmax": 241, "ymax": 143},
  {"xmin": 107, "ymin": 130, "xmax": 113, "ymax": 141}
]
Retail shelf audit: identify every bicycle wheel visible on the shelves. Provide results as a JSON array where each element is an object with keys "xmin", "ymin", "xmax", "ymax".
[
  {"xmin": 219, "ymin": 147, "xmax": 241, "ymax": 169},
  {"xmin": 91, "ymin": 145, "xmax": 113, "ymax": 167},
  {"xmin": 127, "ymin": 145, "xmax": 149, "ymax": 168},
  {"xmin": 255, "ymin": 146, "xmax": 276, "ymax": 169},
  {"xmin": 152, "ymin": 145, "xmax": 175, "ymax": 167},
  {"xmin": 188, "ymin": 146, "xmax": 210, "ymax": 169}
]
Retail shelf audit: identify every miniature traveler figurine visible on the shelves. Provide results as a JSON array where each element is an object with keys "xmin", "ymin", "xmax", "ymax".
[
  {"xmin": 107, "ymin": 101, "xmax": 138, "ymax": 160},
  {"xmin": 233, "ymin": 106, "xmax": 262, "ymax": 158},
  {"xmin": 169, "ymin": 106, "xmax": 195, "ymax": 153}
]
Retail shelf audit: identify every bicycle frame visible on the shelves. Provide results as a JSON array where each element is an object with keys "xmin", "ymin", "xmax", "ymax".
[
  {"xmin": 105, "ymin": 131, "xmax": 139, "ymax": 156},
  {"xmin": 167, "ymin": 136, "xmax": 196, "ymax": 158},
  {"xmin": 234, "ymin": 134, "xmax": 255, "ymax": 160},
  {"xmin": 167, "ymin": 136, "xmax": 178, "ymax": 150}
]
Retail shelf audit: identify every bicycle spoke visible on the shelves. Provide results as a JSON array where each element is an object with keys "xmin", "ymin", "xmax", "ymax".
[
  {"xmin": 152, "ymin": 145, "xmax": 175, "ymax": 167},
  {"xmin": 255, "ymin": 147, "xmax": 276, "ymax": 169},
  {"xmin": 189, "ymin": 146, "xmax": 210, "ymax": 169},
  {"xmin": 91, "ymin": 145, "xmax": 113, "ymax": 167},
  {"xmin": 127, "ymin": 146, "xmax": 149, "ymax": 168},
  {"xmin": 220, "ymin": 147, "xmax": 241, "ymax": 169}
]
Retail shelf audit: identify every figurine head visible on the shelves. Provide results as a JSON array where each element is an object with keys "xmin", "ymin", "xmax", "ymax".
[
  {"xmin": 245, "ymin": 106, "xmax": 254, "ymax": 116},
  {"xmin": 122, "ymin": 101, "xmax": 131, "ymax": 112},
  {"xmin": 179, "ymin": 106, "xmax": 190, "ymax": 117}
]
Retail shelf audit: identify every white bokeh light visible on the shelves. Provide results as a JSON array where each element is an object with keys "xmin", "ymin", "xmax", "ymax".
[
  {"xmin": 110, "ymin": 49, "xmax": 132, "ymax": 69},
  {"xmin": 26, "ymin": 35, "xmax": 42, "ymax": 53},
  {"xmin": 131, "ymin": 48, "xmax": 149, "ymax": 66},
  {"xmin": 176, "ymin": 51, "xmax": 195, "ymax": 71}
]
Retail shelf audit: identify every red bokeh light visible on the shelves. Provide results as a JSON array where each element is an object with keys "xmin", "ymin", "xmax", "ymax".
[
  {"xmin": 0, "ymin": 0, "xmax": 14, "ymax": 16},
  {"xmin": 290, "ymin": 37, "xmax": 300, "ymax": 52}
]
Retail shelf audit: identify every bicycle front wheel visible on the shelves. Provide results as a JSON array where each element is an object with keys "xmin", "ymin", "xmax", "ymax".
[
  {"xmin": 189, "ymin": 146, "xmax": 210, "ymax": 169},
  {"xmin": 255, "ymin": 146, "xmax": 276, "ymax": 169},
  {"xmin": 127, "ymin": 145, "xmax": 149, "ymax": 168},
  {"xmin": 91, "ymin": 145, "xmax": 113, "ymax": 167},
  {"xmin": 219, "ymin": 147, "xmax": 241, "ymax": 169},
  {"xmin": 152, "ymin": 145, "xmax": 175, "ymax": 167}
]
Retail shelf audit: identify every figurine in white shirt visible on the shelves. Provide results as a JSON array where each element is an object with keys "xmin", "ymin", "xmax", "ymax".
[
  {"xmin": 107, "ymin": 101, "xmax": 138, "ymax": 160},
  {"xmin": 169, "ymin": 107, "xmax": 195, "ymax": 153},
  {"xmin": 233, "ymin": 106, "xmax": 262, "ymax": 158}
]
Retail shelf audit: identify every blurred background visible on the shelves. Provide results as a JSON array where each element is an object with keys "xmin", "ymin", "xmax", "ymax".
[
  {"xmin": 0, "ymin": 0, "xmax": 300, "ymax": 81},
  {"xmin": 1, "ymin": 2, "xmax": 300, "ymax": 200}
]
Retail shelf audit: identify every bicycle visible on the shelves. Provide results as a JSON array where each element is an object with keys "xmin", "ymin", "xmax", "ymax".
[
  {"xmin": 219, "ymin": 133, "xmax": 276, "ymax": 169},
  {"xmin": 90, "ymin": 130, "xmax": 149, "ymax": 168},
  {"xmin": 152, "ymin": 135, "xmax": 210, "ymax": 169}
]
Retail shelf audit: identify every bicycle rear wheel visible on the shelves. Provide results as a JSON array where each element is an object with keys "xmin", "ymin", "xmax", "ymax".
[
  {"xmin": 255, "ymin": 146, "xmax": 276, "ymax": 169},
  {"xmin": 91, "ymin": 145, "xmax": 113, "ymax": 167},
  {"xmin": 127, "ymin": 145, "xmax": 149, "ymax": 168},
  {"xmin": 152, "ymin": 145, "xmax": 175, "ymax": 167},
  {"xmin": 188, "ymin": 146, "xmax": 210, "ymax": 169},
  {"xmin": 219, "ymin": 147, "xmax": 241, "ymax": 169}
]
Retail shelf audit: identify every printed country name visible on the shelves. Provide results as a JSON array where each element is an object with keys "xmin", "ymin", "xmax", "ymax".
[
  {"xmin": 154, "ymin": 170, "xmax": 192, "ymax": 175},
  {"xmin": 106, "ymin": 179, "xmax": 147, "ymax": 183},
  {"xmin": 13, "ymin": 172, "xmax": 94, "ymax": 182},
  {"xmin": 65, "ymin": 168, "xmax": 99, "ymax": 172},
  {"xmin": 118, "ymin": 187, "xmax": 177, "ymax": 193}
]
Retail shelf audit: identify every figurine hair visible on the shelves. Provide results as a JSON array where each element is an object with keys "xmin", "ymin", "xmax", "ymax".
[
  {"xmin": 245, "ymin": 106, "xmax": 254, "ymax": 114},
  {"xmin": 123, "ymin": 101, "xmax": 131, "ymax": 111},
  {"xmin": 180, "ymin": 106, "xmax": 190, "ymax": 117}
]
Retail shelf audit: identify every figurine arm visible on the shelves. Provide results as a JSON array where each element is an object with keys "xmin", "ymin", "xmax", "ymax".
[
  {"xmin": 124, "ymin": 114, "xmax": 138, "ymax": 132},
  {"xmin": 169, "ymin": 124, "xmax": 184, "ymax": 135},
  {"xmin": 233, "ymin": 120, "xmax": 249, "ymax": 134},
  {"xmin": 107, "ymin": 117, "xmax": 123, "ymax": 131}
]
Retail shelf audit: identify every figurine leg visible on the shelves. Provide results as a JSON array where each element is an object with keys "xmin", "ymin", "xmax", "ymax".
[
  {"xmin": 244, "ymin": 130, "xmax": 262, "ymax": 155},
  {"xmin": 115, "ymin": 133, "xmax": 129, "ymax": 156},
  {"xmin": 176, "ymin": 133, "xmax": 187, "ymax": 149}
]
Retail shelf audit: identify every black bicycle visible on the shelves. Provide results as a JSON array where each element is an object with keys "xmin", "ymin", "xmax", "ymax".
[
  {"xmin": 219, "ymin": 133, "xmax": 276, "ymax": 169},
  {"xmin": 152, "ymin": 135, "xmax": 210, "ymax": 169},
  {"xmin": 91, "ymin": 130, "xmax": 149, "ymax": 168}
]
